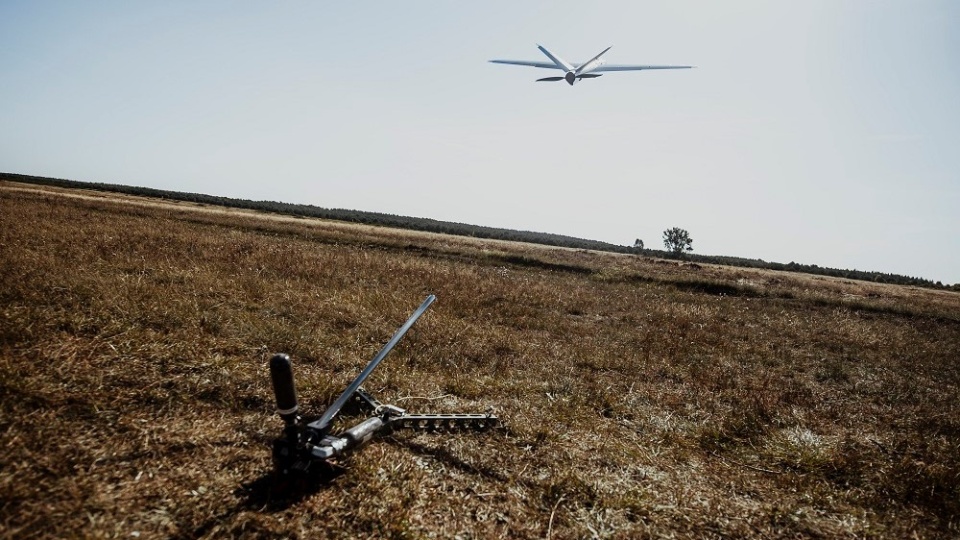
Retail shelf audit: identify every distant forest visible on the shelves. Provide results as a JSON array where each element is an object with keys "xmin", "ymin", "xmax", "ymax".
[{"xmin": 3, "ymin": 172, "xmax": 955, "ymax": 290}]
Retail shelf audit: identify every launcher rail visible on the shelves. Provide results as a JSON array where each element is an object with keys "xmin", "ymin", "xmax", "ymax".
[{"xmin": 268, "ymin": 295, "xmax": 498, "ymax": 476}]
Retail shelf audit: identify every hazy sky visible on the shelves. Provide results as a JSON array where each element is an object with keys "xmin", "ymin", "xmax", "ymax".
[{"xmin": 3, "ymin": 1, "xmax": 959, "ymax": 283}]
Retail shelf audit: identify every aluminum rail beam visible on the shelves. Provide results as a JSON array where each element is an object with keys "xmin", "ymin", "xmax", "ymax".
[{"xmin": 309, "ymin": 294, "xmax": 436, "ymax": 432}]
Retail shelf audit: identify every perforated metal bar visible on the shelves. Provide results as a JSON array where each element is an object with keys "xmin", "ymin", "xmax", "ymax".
[{"xmin": 388, "ymin": 414, "xmax": 499, "ymax": 431}]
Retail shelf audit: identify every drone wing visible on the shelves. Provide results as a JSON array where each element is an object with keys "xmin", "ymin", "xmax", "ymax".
[
  {"xmin": 489, "ymin": 44, "xmax": 575, "ymax": 71},
  {"xmin": 536, "ymin": 44, "xmax": 574, "ymax": 72},
  {"xmin": 489, "ymin": 59, "xmax": 561, "ymax": 70},
  {"xmin": 593, "ymin": 64, "xmax": 693, "ymax": 72}
]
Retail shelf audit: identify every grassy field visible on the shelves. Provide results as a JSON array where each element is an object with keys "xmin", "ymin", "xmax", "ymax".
[{"xmin": 2, "ymin": 181, "xmax": 959, "ymax": 538}]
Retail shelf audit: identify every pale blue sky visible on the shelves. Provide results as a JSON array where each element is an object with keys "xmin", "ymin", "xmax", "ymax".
[{"xmin": 2, "ymin": 1, "xmax": 959, "ymax": 283}]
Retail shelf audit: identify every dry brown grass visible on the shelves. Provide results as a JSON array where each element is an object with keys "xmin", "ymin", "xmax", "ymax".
[{"xmin": 2, "ymin": 181, "xmax": 959, "ymax": 538}]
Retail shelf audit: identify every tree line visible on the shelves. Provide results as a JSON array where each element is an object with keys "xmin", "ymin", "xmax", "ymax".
[{"xmin": 2, "ymin": 172, "xmax": 954, "ymax": 290}]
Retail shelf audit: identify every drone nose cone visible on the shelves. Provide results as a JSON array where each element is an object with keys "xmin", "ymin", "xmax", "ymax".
[{"xmin": 565, "ymin": 71, "xmax": 576, "ymax": 85}]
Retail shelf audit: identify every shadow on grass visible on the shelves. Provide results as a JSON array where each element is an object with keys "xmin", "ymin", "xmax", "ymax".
[
  {"xmin": 392, "ymin": 437, "xmax": 510, "ymax": 484},
  {"xmin": 491, "ymin": 254, "xmax": 594, "ymax": 275},
  {"xmin": 236, "ymin": 462, "xmax": 345, "ymax": 512},
  {"xmin": 625, "ymin": 273, "xmax": 768, "ymax": 298},
  {"xmin": 168, "ymin": 465, "xmax": 346, "ymax": 539}
]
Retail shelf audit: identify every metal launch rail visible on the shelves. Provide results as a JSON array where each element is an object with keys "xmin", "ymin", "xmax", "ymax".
[{"xmin": 268, "ymin": 295, "xmax": 499, "ymax": 475}]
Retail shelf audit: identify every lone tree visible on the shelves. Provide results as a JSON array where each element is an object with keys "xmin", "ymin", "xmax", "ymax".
[
  {"xmin": 662, "ymin": 227, "xmax": 693, "ymax": 256},
  {"xmin": 633, "ymin": 238, "xmax": 644, "ymax": 250}
]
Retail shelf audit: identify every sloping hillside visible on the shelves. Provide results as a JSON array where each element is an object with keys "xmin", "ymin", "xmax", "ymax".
[{"xmin": 2, "ymin": 183, "xmax": 958, "ymax": 538}]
